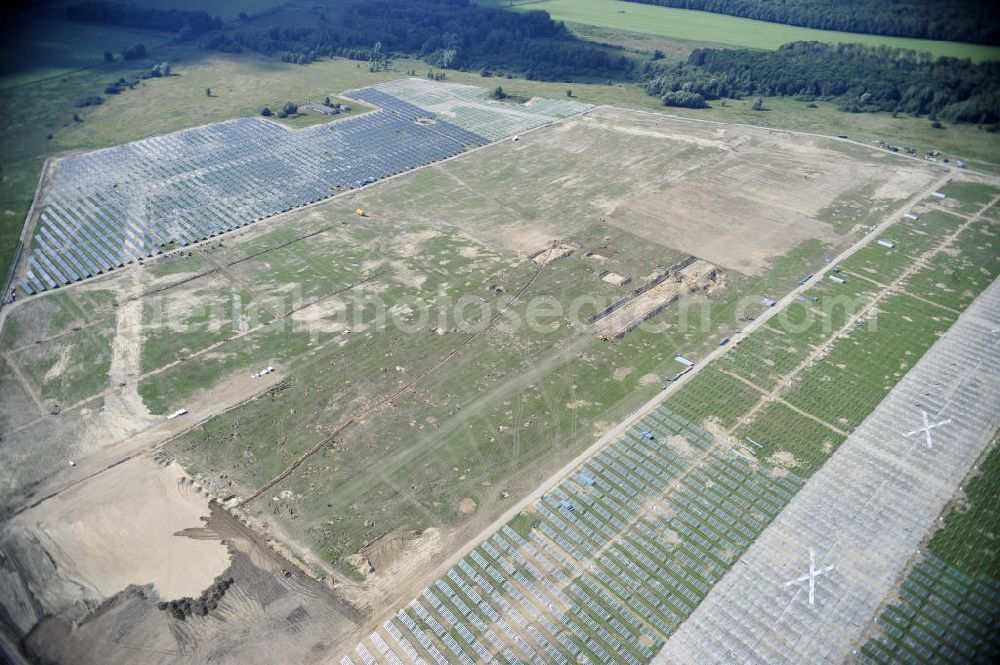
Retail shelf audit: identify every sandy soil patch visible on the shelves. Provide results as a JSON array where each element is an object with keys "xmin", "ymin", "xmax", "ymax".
[
  {"xmin": 660, "ymin": 527, "xmax": 682, "ymax": 545},
  {"xmin": 579, "ymin": 115, "xmax": 731, "ymax": 151},
  {"xmin": 457, "ymin": 497, "xmax": 477, "ymax": 514},
  {"xmin": 613, "ymin": 366, "xmax": 634, "ymax": 380},
  {"xmin": 480, "ymin": 226, "xmax": 555, "ymax": 256},
  {"xmin": 570, "ymin": 110, "xmax": 938, "ymax": 275},
  {"xmin": 388, "ymin": 260, "xmax": 428, "ymax": 288},
  {"xmin": 13, "ymin": 457, "xmax": 230, "ymax": 601},
  {"xmin": 639, "ymin": 372, "xmax": 660, "ymax": 386},
  {"xmin": 767, "ymin": 451, "xmax": 799, "ymax": 477},
  {"xmin": 392, "ymin": 229, "xmax": 442, "ymax": 258},
  {"xmin": 592, "ymin": 420, "xmax": 615, "ymax": 435},
  {"xmin": 289, "ymin": 297, "xmax": 349, "ymax": 334},
  {"xmin": 340, "ymin": 527, "xmax": 445, "ymax": 615},
  {"xmin": 108, "ymin": 273, "xmax": 151, "ymax": 416},
  {"xmin": 602, "ymin": 272, "xmax": 630, "ymax": 286},
  {"xmin": 665, "ymin": 434, "xmax": 700, "ymax": 460},
  {"xmin": 72, "ymin": 274, "xmax": 160, "ymax": 454},
  {"xmin": 43, "ymin": 346, "xmax": 71, "ymax": 383},
  {"xmin": 532, "ymin": 243, "xmax": 574, "ymax": 266}
]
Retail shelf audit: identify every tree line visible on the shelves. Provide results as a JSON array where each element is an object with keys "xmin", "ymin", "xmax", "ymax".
[
  {"xmin": 622, "ymin": 0, "xmax": 1000, "ymax": 45},
  {"xmin": 643, "ymin": 42, "xmax": 1000, "ymax": 124},
  {"xmin": 201, "ymin": 0, "xmax": 634, "ymax": 81},
  {"xmin": 67, "ymin": 1, "xmax": 223, "ymax": 35}
]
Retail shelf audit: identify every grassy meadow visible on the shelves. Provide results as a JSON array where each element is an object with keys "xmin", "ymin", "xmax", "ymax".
[{"xmin": 487, "ymin": 0, "xmax": 1000, "ymax": 61}]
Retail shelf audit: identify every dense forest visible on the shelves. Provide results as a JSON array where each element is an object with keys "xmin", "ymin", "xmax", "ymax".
[
  {"xmin": 203, "ymin": 0, "xmax": 634, "ymax": 81},
  {"xmin": 67, "ymin": 2, "xmax": 222, "ymax": 35},
  {"xmin": 644, "ymin": 42, "xmax": 1000, "ymax": 124},
  {"xmin": 623, "ymin": 0, "xmax": 1000, "ymax": 45}
]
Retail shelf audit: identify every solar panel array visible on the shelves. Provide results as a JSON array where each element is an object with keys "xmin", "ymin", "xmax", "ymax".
[
  {"xmin": 20, "ymin": 80, "xmax": 590, "ymax": 296},
  {"xmin": 342, "ymin": 406, "xmax": 804, "ymax": 665},
  {"xmin": 368, "ymin": 78, "xmax": 593, "ymax": 141},
  {"xmin": 861, "ymin": 554, "xmax": 1000, "ymax": 665}
]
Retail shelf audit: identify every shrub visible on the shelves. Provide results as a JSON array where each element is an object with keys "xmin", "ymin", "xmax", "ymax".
[
  {"xmin": 662, "ymin": 90, "xmax": 708, "ymax": 108},
  {"xmin": 74, "ymin": 95, "xmax": 104, "ymax": 108}
]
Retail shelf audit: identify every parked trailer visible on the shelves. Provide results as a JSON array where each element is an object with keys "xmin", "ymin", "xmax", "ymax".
[{"xmin": 167, "ymin": 408, "xmax": 188, "ymax": 420}]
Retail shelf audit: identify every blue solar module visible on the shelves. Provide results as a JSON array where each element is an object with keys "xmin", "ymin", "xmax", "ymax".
[{"xmin": 29, "ymin": 257, "xmax": 57, "ymax": 290}]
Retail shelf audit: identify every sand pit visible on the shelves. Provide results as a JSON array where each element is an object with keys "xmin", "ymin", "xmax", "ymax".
[{"xmin": 15, "ymin": 456, "xmax": 230, "ymax": 601}]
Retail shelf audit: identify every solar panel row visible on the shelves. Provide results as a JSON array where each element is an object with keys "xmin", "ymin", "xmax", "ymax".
[{"xmin": 348, "ymin": 405, "xmax": 804, "ymax": 664}]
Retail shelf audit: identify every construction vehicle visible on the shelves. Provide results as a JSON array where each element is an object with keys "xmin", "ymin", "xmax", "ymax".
[{"xmin": 355, "ymin": 209, "xmax": 367, "ymax": 217}]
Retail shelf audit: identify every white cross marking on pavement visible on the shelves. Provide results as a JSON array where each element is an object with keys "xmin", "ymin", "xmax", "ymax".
[
  {"xmin": 783, "ymin": 548, "xmax": 835, "ymax": 606},
  {"xmin": 904, "ymin": 410, "xmax": 952, "ymax": 449}
]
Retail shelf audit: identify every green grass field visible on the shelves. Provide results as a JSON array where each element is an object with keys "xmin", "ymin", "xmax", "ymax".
[
  {"xmin": 1, "ymin": 288, "xmax": 118, "ymax": 408},
  {"xmin": 0, "ymin": 19, "xmax": 171, "ymax": 90},
  {"xmin": 488, "ymin": 0, "xmax": 1000, "ymax": 61},
  {"xmin": 782, "ymin": 293, "xmax": 958, "ymax": 431},
  {"xmin": 930, "ymin": 441, "xmax": 1000, "ymax": 579}
]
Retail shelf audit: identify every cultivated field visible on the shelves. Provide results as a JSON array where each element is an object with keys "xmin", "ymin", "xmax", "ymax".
[
  {"xmin": 0, "ymin": 78, "xmax": 965, "ymax": 664},
  {"xmin": 489, "ymin": 0, "xmax": 1000, "ymax": 61}
]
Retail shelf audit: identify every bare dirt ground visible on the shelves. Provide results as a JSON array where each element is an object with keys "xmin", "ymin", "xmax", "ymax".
[
  {"xmin": 88, "ymin": 273, "xmax": 157, "ymax": 439},
  {"xmin": 353, "ymin": 106, "xmax": 937, "ymax": 279},
  {"xmin": 16, "ymin": 505, "xmax": 360, "ymax": 665},
  {"xmin": 2, "ymin": 456, "xmax": 229, "ymax": 603},
  {"xmin": 571, "ymin": 110, "xmax": 933, "ymax": 275}
]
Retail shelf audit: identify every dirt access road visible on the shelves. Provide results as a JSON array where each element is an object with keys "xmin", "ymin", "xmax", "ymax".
[{"xmin": 5, "ymin": 370, "xmax": 286, "ymax": 521}]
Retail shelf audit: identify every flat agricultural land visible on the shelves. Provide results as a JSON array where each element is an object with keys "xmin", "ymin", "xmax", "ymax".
[
  {"xmin": 489, "ymin": 0, "xmax": 1000, "ymax": 62},
  {"xmin": 0, "ymin": 89, "xmax": 959, "ymax": 664}
]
